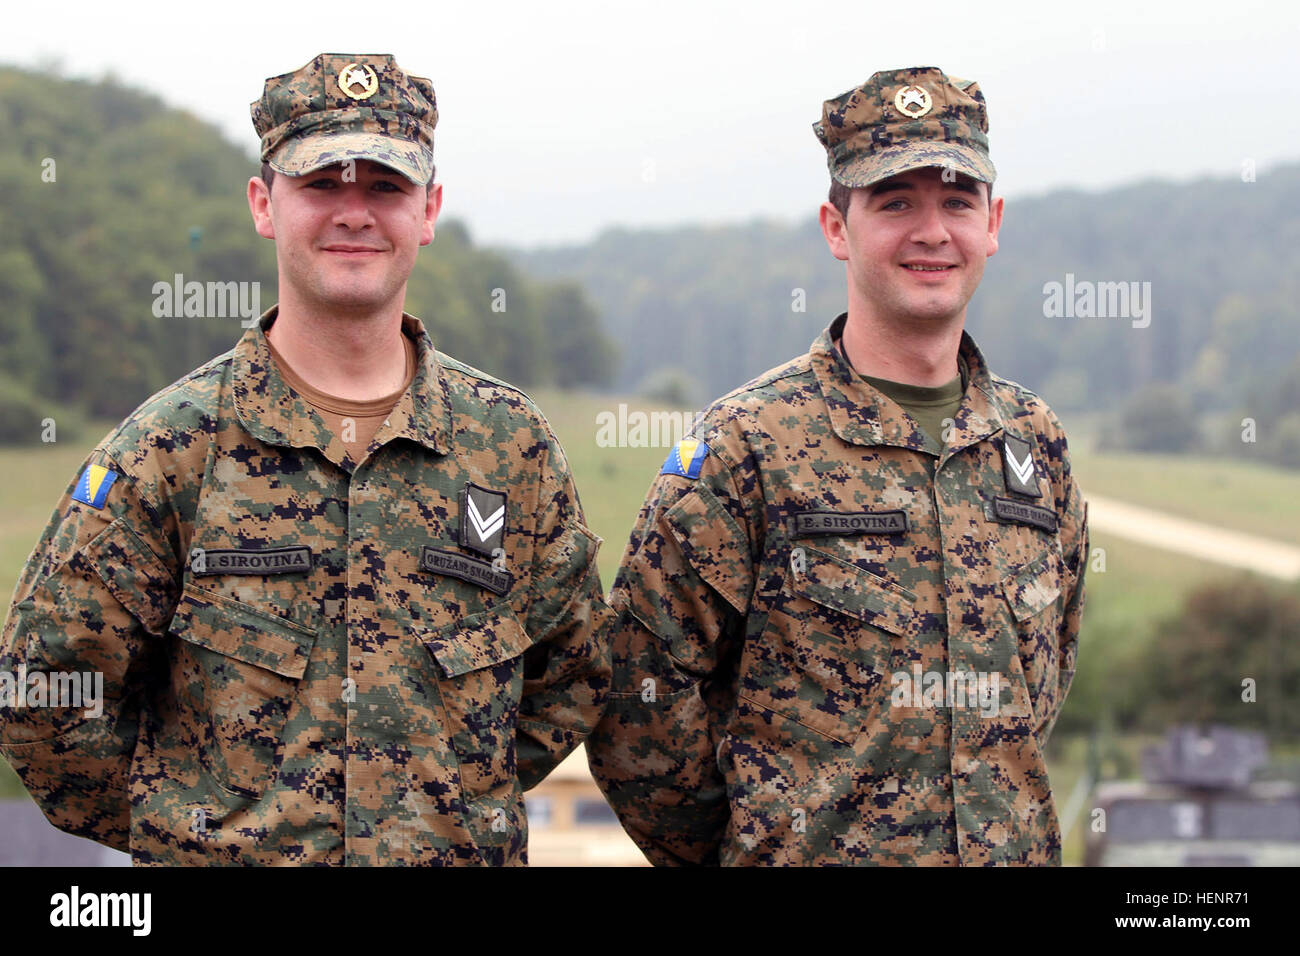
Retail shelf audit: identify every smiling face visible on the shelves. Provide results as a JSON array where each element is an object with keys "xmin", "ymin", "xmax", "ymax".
[
  {"xmin": 247, "ymin": 161, "xmax": 442, "ymax": 317},
  {"xmin": 819, "ymin": 166, "xmax": 1003, "ymax": 331}
]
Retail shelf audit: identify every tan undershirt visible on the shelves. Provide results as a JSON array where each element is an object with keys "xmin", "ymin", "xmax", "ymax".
[{"xmin": 266, "ymin": 328, "xmax": 417, "ymax": 463}]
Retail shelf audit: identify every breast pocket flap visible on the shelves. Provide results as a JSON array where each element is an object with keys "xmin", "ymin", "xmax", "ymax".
[
  {"xmin": 421, "ymin": 607, "xmax": 533, "ymax": 679},
  {"xmin": 1002, "ymin": 553, "xmax": 1062, "ymax": 623},
  {"xmin": 792, "ymin": 546, "xmax": 917, "ymax": 638},
  {"xmin": 169, "ymin": 583, "xmax": 316, "ymax": 680}
]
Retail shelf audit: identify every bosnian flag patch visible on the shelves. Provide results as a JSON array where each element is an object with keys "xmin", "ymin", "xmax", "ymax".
[
  {"xmin": 660, "ymin": 438, "xmax": 709, "ymax": 479},
  {"xmin": 71, "ymin": 464, "xmax": 118, "ymax": 510}
]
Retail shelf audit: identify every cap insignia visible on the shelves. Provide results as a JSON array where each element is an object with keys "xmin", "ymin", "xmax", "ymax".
[
  {"xmin": 894, "ymin": 85, "xmax": 933, "ymax": 119},
  {"xmin": 338, "ymin": 63, "xmax": 379, "ymax": 100}
]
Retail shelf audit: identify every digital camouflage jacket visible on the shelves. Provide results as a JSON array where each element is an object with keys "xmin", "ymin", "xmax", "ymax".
[
  {"xmin": 0, "ymin": 309, "xmax": 611, "ymax": 865},
  {"xmin": 587, "ymin": 314, "xmax": 1088, "ymax": 866}
]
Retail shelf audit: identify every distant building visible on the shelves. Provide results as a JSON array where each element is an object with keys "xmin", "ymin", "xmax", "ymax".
[
  {"xmin": 1087, "ymin": 726, "xmax": 1300, "ymax": 866},
  {"xmin": 526, "ymin": 746, "xmax": 648, "ymax": 866}
]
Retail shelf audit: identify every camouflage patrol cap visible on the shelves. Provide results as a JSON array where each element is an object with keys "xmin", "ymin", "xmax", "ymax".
[
  {"xmin": 251, "ymin": 53, "xmax": 437, "ymax": 185},
  {"xmin": 813, "ymin": 66, "xmax": 995, "ymax": 190}
]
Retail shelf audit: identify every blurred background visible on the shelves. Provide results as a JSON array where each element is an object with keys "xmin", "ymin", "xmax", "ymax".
[{"xmin": 1, "ymin": 0, "xmax": 1297, "ymax": 866}]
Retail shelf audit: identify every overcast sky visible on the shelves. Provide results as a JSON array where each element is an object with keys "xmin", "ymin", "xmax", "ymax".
[{"xmin": 5, "ymin": 0, "xmax": 1297, "ymax": 246}]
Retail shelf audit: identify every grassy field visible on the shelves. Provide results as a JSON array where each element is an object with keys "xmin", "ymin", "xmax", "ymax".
[
  {"xmin": 0, "ymin": 394, "xmax": 1291, "ymax": 849},
  {"xmin": 1059, "ymin": 411, "xmax": 1300, "ymax": 546},
  {"xmin": 1071, "ymin": 448, "xmax": 1300, "ymax": 546},
  {"xmin": 528, "ymin": 388, "xmax": 681, "ymax": 589}
]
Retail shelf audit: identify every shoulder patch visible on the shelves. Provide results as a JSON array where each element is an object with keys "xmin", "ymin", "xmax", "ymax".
[
  {"xmin": 660, "ymin": 438, "xmax": 709, "ymax": 479},
  {"xmin": 71, "ymin": 464, "xmax": 118, "ymax": 509}
]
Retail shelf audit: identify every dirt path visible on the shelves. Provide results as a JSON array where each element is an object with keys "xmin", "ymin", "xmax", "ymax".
[{"xmin": 1086, "ymin": 493, "xmax": 1300, "ymax": 581}]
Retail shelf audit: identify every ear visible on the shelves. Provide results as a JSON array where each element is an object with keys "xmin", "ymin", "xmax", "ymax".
[
  {"xmin": 985, "ymin": 194, "xmax": 1004, "ymax": 258},
  {"xmin": 248, "ymin": 176, "xmax": 275, "ymax": 240},
  {"xmin": 420, "ymin": 182, "xmax": 444, "ymax": 246},
  {"xmin": 819, "ymin": 200, "xmax": 850, "ymax": 262}
]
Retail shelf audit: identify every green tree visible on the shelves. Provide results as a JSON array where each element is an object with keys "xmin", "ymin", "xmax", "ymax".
[
  {"xmin": 538, "ymin": 282, "xmax": 617, "ymax": 388},
  {"xmin": 0, "ymin": 65, "xmax": 617, "ymax": 433},
  {"xmin": 1136, "ymin": 577, "xmax": 1300, "ymax": 740},
  {"xmin": 1114, "ymin": 384, "xmax": 1199, "ymax": 453}
]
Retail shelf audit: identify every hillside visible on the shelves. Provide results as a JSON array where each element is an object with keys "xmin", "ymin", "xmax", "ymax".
[
  {"xmin": 0, "ymin": 65, "xmax": 615, "ymax": 438},
  {"xmin": 515, "ymin": 166, "xmax": 1300, "ymax": 420}
]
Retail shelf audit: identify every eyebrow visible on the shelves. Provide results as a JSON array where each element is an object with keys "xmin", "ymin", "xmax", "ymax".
[
  {"xmin": 307, "ymin": 162, "xmax": 402, "ymax": 177},
  {"xmin": 868, "ymin": 176, "xmax": 980, "ymax": 198}
]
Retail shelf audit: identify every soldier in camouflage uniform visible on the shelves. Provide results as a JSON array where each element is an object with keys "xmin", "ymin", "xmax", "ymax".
[
  {"xmin": 0, "ymin": 53, "xmax": 611, "ymax": 865},
  {"xmin": 587, "ymin": 67, "xmax": 1089, "ymax": 865}
]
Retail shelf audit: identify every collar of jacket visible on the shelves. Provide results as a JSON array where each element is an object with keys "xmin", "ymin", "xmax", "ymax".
[
  {"xmin": 231, "ymin": 305, "xmax": 452, "ymax": 458},
  {"xmin": 810, "ymin": 312, "xmax": 1005, "ymax": 460}
]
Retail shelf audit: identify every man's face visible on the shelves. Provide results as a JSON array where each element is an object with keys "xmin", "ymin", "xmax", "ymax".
[
  {"xmin": 818, "ymin": 166, "xmax": 1003, "ymax": 329},
  {"xmin": 247, "ymin": 160, "xmax": 442, "ymax": 316}
]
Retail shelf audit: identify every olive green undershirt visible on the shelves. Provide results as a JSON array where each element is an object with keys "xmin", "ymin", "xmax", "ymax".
[{"xmin": 837, "ymin": 338, "xmax": 968, "ymax": 452}]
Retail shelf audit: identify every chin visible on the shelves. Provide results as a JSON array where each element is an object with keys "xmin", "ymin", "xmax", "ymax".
[
  {"xmin": 902, "ymin": 301, "xmax": 962, "ymax": 322},
  {"xmin": 314, "ymin": 283, "xmax": 394, "ymax": 312}
]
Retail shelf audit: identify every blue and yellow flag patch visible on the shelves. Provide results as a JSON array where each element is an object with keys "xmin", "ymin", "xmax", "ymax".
[
  {"xmin": 71, "ymin": 464, "xmax": 118, "ymax": 510},
  {"xmin": 660, "ymin": 438, "xmax": 709, "ymax": 479}
]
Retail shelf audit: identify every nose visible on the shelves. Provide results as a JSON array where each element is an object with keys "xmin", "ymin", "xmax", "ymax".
[
  {"xmin": 908, "ymin": 198, "xmax": 951, "ymax": 247},
  {"xmin": 331, "ymin": 182, "xmax": 375, "ymax": 231}
]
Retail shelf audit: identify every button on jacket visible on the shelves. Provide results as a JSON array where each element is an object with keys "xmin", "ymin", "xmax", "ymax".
[
  {"xmin": 0, "ymin": 309, "xmax": 611, "ymax": 865},
  {"xmin": 587, "ymin": 313, "xmax": 1088, "ymax": 866}
]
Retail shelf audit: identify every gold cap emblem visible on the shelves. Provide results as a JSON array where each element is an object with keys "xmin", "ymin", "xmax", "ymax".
[
  {"xmin": 894, "ymin": 85, "xmax": 933, "ymax": 119},
  {"xmin": 338, "ymin": 63, "xmax": 379, "ymax": 100}
]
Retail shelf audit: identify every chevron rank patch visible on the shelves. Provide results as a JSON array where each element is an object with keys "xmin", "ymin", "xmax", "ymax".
[
  {"xmin": 661, "ymin": 438, "xmax": 709, "ymax": 480},
  {"xmin": 1001, "ymin": 434, "xmax": 1042, "ymax": 498},
  {"xmin": 461, "ymin": 483, "xmax": 506, "ymax": 558},
  {"xmin": 71, "ymin": 464, "xmax": 118, "ymax": 510}
]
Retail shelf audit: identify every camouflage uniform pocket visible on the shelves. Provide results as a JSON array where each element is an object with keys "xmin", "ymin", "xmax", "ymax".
[
  {"xmin": 421, "ymin": 607, "xmax": 533, "ymax": 860},
  {"xmin": 740, "ymin": 546, "xmax": 915, "ymax": 744},
  {"xmin": 1001, "ymin": 551, "xmax": 1064, "ymax": 733},
  {"xmin": 168, "ymin": 583, "xmax": 317, "ymax": 799}
]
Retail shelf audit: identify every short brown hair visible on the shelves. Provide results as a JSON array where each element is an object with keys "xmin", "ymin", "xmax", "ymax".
[
  {"xmin": 828, "ymin": 176, "xmax": 993, "ymax": 219},
  {"xmin": 260, "ymin": 161, "xmax": 436, "ymax": 194}
]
